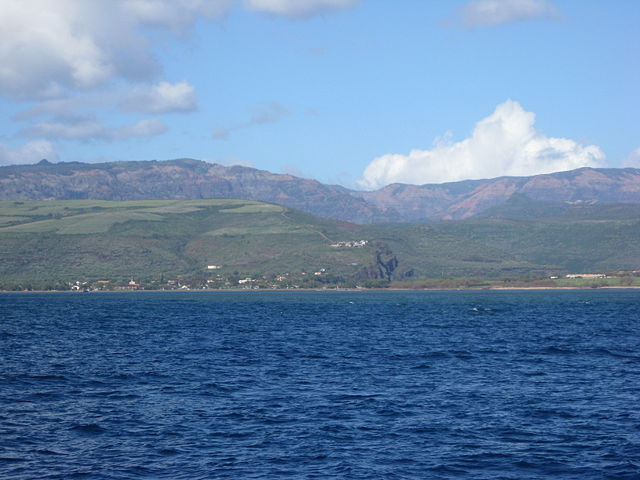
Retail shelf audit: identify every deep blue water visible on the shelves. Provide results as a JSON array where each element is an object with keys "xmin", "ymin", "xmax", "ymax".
[{"xmin": 1, "ymin": 290, "xmax": 639, "ymax": 479}]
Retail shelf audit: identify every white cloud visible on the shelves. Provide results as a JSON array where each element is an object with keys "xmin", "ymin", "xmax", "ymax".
[
  {"xmin": 14, "ymin": 81, "xmax": 197, "ymax": 120},
  {"xmin": 0, "ymin": 0, "xmax": 226, "ymax": 99},
  {"xmin": 458, "ymin": 0, "xmax": 559, "ymax": 28},
  {"xmin": 121, "ymin": 81, "xmax": 197, "ymax": 113},
  {"xmin": 123, "ymin": 0, "xmax": 233, "ymax": 33},
  {"xmin": 213, "ymin": 102, "xmax": 289, "ymax": 140},
  {"xmin": 622, "ymin": 148, "xmax": 640, "ymax": 168},
  {"xmin": 0, "ymin": 140, "xmax": 59, "ymax": 166},
  {"xmin": 359, "ymin": 100, "xmax": 605, "ymax": 189},
  {"xmin": 13, "ymin": 96, "xmax": 101, "ymax": 121},
  {"xmin": 0, "ymin": 0, "xmax": 357, "ymax": 100},
  {"xmin": 245, "ymin": 0, "xmax": 357, "ymax": 18},
  {"xmin": 0, "ymin": 0, "xmax": 157, "ymax": 99},
  {"xmin": 22, "ymin": 117, "xmax": 167, "ymax": 141},
  {"xmin": 116, "ymin": 118, "xmax": 169, "ymax": 139}
]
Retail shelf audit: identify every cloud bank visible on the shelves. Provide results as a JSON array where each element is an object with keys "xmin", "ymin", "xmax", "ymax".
[
  {"xmin": 457, "ymin": 0, "xmax": 559, "ymax": 28},
  {"xmin": 14, "ymin": 81, "xmax": 198, "ymax": 121},
  {"xmin": 0, "ymin": 140, "xmax": 59, "ymax": 166},
  {"xmin": 0, "ymin": 0, "xmax": 361, "ymax": 165},
  {"xmin": 0, "ymin": 0, "xmax": 355, "ymax": 100},
  {"xmin": 1, "ymin": 0, "xmax": 158, "ymax": 99},
  {"xmin": 359, "ymin": 100, "xmax": 605, "ymax": 189},
  {"xmin": 22, "ymin": 117, "xmax": 167, "ymax": 142}
]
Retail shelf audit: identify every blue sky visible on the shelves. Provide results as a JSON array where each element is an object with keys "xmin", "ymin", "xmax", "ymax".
[{"xmin": 0, "ymin": 0, "xmax": 638, "ymax": 189}]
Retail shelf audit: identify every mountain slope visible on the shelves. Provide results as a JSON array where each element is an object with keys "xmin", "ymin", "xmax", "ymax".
[
  {"xmin": 356, "ymin": 167, "xmax": 640, "ymax": 220},
  {"xmin": 0, "ymin": 159, "xmax": 393, "ymax": 224},
  {"xmin": 1, "ymin": 199, "xmax": 639, "ymax": 288},
  {"xmin": 0, "ymin": 199, "xmax": 378, "ymax": 286},
  {"xmin": 1, "ymin": 159, "xmax": 639, "ymax": 222}
]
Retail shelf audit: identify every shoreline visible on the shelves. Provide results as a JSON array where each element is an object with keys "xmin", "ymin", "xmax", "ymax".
[{"xmin": 2, "ymin": 285, "xmax": 640, "ymax": 294}]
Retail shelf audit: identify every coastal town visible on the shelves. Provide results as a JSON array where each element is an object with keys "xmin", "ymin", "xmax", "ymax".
[{"xmin": 53, "ymin": 270, "xmax": 640, "ymax": 293}]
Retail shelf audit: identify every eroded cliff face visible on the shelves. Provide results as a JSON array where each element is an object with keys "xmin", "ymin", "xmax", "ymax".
[
  {"xmin": 358, "ymin": 167, "xmax": 640, "ymax": 220},
  {"xmin": 1, "ymin": 159, "xmax": 639, "ymax": 223},
  {"xmin": 0, "ymin": 159, "xmax": 393, "ymax": 224}
]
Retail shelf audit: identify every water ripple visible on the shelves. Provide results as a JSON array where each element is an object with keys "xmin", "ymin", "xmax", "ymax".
[{"xmin": 1, "ymin": 290, "xmax": 639, "ymax": 479}]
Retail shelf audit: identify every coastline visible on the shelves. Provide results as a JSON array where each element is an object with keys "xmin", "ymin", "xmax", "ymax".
[{"xmin": 2, "ymin": 285, "xmax": 640, "ymax": 293}]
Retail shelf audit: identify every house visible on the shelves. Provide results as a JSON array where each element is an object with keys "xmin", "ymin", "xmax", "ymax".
[
  {"xmin": 330, "ymin": 240, "xmax": 368, "ymax": 248},
  {"xmin": 70, "ymin": 281, "xmax": 87, "ymax": 291},
  {"xmin": 565, "ymin": 273, "xmax": 606, "ymax": 279},
  {"xmin": 118, "ymin": 279, "xmax": 142, "ymax": 290}
]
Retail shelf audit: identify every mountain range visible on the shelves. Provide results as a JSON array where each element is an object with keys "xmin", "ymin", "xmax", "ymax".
[{"xmin": 1, "ymin": 159, "xmax": 639, "ymax": 223}]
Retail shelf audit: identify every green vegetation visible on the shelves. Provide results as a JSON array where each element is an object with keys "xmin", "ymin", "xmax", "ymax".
[{"xmin": 0, "ymin": 199, "xmax": 639, "ymax": 290}]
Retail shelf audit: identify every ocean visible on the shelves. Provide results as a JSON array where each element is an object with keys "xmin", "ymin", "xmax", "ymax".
[{"xmin": 1, "ymin": 290, "xmax": 639, "ymax": 479}]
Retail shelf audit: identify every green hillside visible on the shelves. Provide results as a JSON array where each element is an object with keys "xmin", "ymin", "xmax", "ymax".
[
  {"xmin": 475, "ymin": 193, "xmax": 640, "ymax": 222},
  {"xmin": 0, "ymin": 199, "xmax": 639, "ymax": 289},
  {"xmin": 0, "ymin": 199, "xmax": 372, "ymax": 287}
]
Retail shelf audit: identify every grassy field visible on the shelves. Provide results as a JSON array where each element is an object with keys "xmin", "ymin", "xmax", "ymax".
[{"xmin": 0, "ymin": 199, "xmax": 639, "ymax": 289}]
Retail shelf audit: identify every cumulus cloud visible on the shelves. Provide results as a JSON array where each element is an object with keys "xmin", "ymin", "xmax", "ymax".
[
  {"xmin": 622, "ymin": 148, "xmax": 640, "ymax": 168},
  {"xmin": 0, "ymin": 0, "xmax": 357, "ymax": 100},
  {"xmin": 213, "ymin": 102, "xmax": 289, "ymax": 140},
  {"xmin": 0, "ymin": 0, "xmax": 224, "ymax": 100},
  {"xmin": 457, "ymin": 0, "xmax": 559, "ymax": 28},
  {"xmin": 121, "ymin": 81, "xmax": 197, "ymax": 113},
  {"xmin": 123, "ymin": 0, "xmax": 233, "ymax": 33},
  {"xmin": 0, "ymin": 140, "xmax": 59, "ymax": 166},
  {"xmin": 359, "ymin": 100, "xmax": 605, "ymax": 189},
  {"xmin": 22, "ymin": 117, "xmax": 167, "ymax": 142},
  {"xmin": 245, "ymin": 0, "xmax": 358, "ymax": 18},
  {"xmin": 0, "ymin": 0, "xmax": 156, "ymax": 99}
]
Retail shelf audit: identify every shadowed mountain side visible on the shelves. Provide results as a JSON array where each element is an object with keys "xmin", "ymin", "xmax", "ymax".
[{"xmin": 1, "ymin": 159, "xmax": 639, "ymax": 222}]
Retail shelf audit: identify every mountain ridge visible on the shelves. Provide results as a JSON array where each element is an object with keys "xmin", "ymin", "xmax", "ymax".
[{"xmin": 1, "ymin": 159, "xmax": 639, "ymax": 223}]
